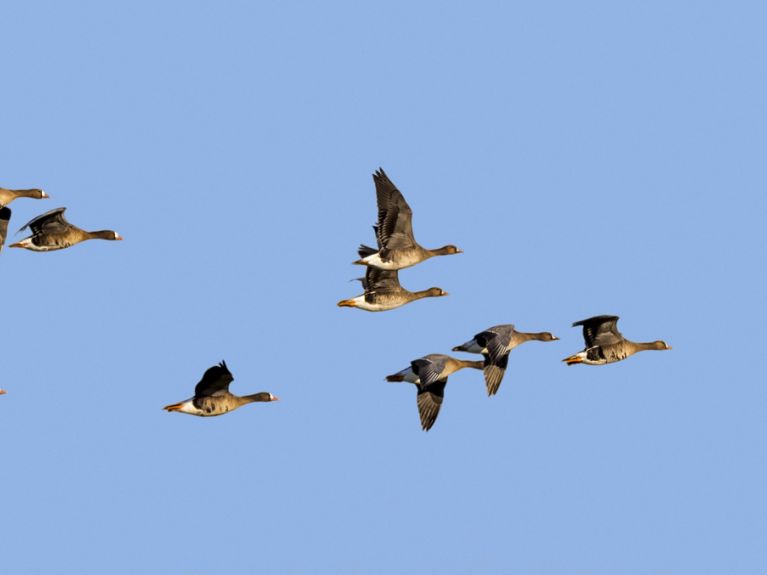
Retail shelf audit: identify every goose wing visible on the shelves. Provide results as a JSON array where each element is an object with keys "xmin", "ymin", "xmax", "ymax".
[
  {"xmin": 373, "ymin": 168, "xmax": 416, "ymax": 251},
  {"xmin": 573, "ymin": 315, "xmax": 623, "ymax": 347},
  {"xmin": 17, "ymin": 207, "xmax": 71, "ymax": 236},
  {"xmin": 0, "ymin": 207, "xmax": 10, "ymax": 251},
  {"xmin": 194, "ymin": 361, "xmax": 234, "ymax": 397}
]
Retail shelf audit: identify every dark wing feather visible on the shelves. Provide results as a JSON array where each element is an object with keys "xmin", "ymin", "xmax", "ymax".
[
  {"xmin": 363, "ymin": 267, "xmax": 402, "ymax": 301},
  {"xmin": 373, "ymin": 168, "xmax": 416, "ymax": 251},
  {"xmin": 17, "ymin": 207, "xmax": 70, "ymax": 235},
  {"xmin": 572, "ymin": 315, "xmax": 623, "ymax": 347},
  {"xmin": 416, "ymin": 379, "xmax": 447, "ymax": 431},
  {"xmin": 475, "ymin": 326, "xmax": 513, "ymax": 364},
  {"xmin": 410, "ymin": 355, "xmax": 447, "ymax": 386},
  {"xmin": 194, "ymin": 361, "xmax": 234, "ymax": 397},
  {"xmin": 483, "ymin": 352, "xmax": 509, "ymax": 396},
  {"xmin": 0, "ymin": 207, "xmax": 10, "ymax": 251}
]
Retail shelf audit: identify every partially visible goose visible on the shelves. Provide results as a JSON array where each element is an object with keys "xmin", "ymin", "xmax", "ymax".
[
  {"xmin": 453, "ymin": 324, "xmax": 559, "ymax": 395},
  {"xmin": 0, "ymin": 187, "xmax": 47, "ymax": 207},
  {"xmin": 563, "ymin": 315, "xmax": 671, "ymax": 366},
  {"xmin": 353, "ymin": 168, "xmax": 462, "ymax": 270},
  {"xmin": 0, "ymin": 207, "xmax": 10, "ymax": 252},
  {"xmin": 164, "ymin": 361, "xmax": 278, "ymax": 417},
  {"xmin": 338, "ymin": 244, "xmax": 448, "ymax": 311},
  {"xmin": 386, "ymin": 354, "xmax": 483, "ymax": 431},
  {"xmin": 0, "ymin": 389, "xmax": 6, "ymax": 395},
  {"xmin": 10, "ymin": 207, "xmax": 122, "ymax": 251}
]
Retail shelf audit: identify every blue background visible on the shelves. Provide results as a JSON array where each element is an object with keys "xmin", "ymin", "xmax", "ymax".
[{"xmin": 1, "ymin": 1, "xmax": 764, "ymax": 573}]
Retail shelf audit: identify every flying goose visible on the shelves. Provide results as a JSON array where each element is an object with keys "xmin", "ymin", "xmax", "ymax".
[
  {"xmin": 0, "ymin": 187, "xmax": 48, "ymax": 207},
  {"xmin": 10, "ymin": 207, "xmax": 122, "ymax": 251},
  {"xmin": 386, "ymin": 354, "xmax": 483, "ymax": 431},
  {"xmin": 338, "ymin": 244, "xmax": 448, "ymax": 311},
  {"xmin": 353, "ymin": 168, "xmax": 461, "ymax": 270},
  {"xmin": 563, "ymin": 315, "xmax": 671, "ymax": 366},
  {"xmin": 0, "ymin": 207, "xmax": 10, "ymax": 252},
  {"xmin": 453, "ymin": 324, "xmax": 559, "ymax": 395},
  {"xmin": 164, "ymin": 361, "xmax": 278, "ymax": 417}
]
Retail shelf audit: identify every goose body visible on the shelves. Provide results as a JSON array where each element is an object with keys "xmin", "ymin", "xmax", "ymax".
[
  {"xmin": 386, "ymin": 354, "xmax": 483, "ymax": 431},
  {"xmin": 338, "ymin": 244, "xmax": 448, "ymax": 311},
  {"xmin": 563, "ymin": 315, "xmax": 671, "ymax": 366},
  {"xmin": 10, "ymin": 207, "xmax": 122, "ymax": 251},
  {"xmin": 0, "ymin": 187, "xmax": 47, "ymax": 207},
  {"xmin": 353, "ymin": 168, "xmax": 461, "ymax": 270},
  {"xmin": 453, "ymin": 324, "xmax": 559, "ymax": 395},
  {"xmin": 164, "ymin": 361, "xmax": 278, "ymax": 417}
]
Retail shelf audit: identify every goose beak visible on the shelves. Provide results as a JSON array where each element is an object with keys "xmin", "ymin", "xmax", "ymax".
[
  {"xmin": 552, "ymin": 336, "xmax": 560, "ymax": 341},
  {"xmin": 0, "ymin": 389, "xmax": 6, "ymax": 395},
  {"xmin": 115, "ymin": 233, "xmax": 124, "ymax": 240},
  {"xmin": 41, "ymin": 190, "xmax": 49, "ymax": 198},
  {"xmin": 163, "ymin": 403, "xmax": 183, "ymax": 412},
  {"xmin": 337, "ymin": 299, "xmax": 356, "ymax": 308},
  {"xmin": 270, "ymin": 394, "xmax": 280, "ymax": 401}
]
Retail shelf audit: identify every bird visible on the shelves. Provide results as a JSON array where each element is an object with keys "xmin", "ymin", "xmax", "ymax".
[
  {"xmin": 0, "ymin": 187, "xmax": 48, "ymax": 207},
  {"xmin": 0, "ymin": 207, "xmax": 11, "ymax": 252},
  {"xmin": 338, "ymin": 244, "xmax": 448, "ymax": 311},
  {"xmin": 563, "ymin": 315, "xmax": 671, "ymax": 366},
  {"xmin": 386, "ymin": 354, "xmax": 483, "ymax": 431},
  {"xmin": 9, "ymin": 207, "xmax": 122, "ymax": 251},
  {"xmin": 353, "ymin": 168, "xmax": 462, "ymax": 270},
  {"xmin": 163, "ymin": 361, "xmax": 279, "ymax": 417},
  {"xmin": 452, "ymin": 324, "xmax": 559, "ymax": 395}
]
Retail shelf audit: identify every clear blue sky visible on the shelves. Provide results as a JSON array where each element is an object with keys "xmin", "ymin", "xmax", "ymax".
[{"xmin": 1, "ymin": 1, "xmax": 764, "ymax": 573}]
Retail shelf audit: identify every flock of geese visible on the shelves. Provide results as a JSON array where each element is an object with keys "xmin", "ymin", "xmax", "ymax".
[
  {"xmin": 337, "ymin": 169, "xmax": 672, "ymax": 431},
  {"xmin": 1, "ymin": 171, "xmax": 671, "ymax": 430}
]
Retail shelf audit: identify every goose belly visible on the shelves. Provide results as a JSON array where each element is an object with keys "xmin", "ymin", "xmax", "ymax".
[{"xmin": 361, "ymin": 252, "xmax": 399, "ymax": 270}]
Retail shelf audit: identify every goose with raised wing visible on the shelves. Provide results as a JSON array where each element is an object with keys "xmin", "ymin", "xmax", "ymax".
[
  {"xmin": 453, "ymin": 324, "xmax": 559, "ymax": 395},
  {"xmin": 10, "ymin": 207, "xmax": 122, "ymax": 251},
  {"xmin": 386, "ymin": 354, "xmax": 483, "ymax": 431},
  {"xmin": 164, "ymin": 361, "xmax": 278, "ymax": 417},
  {"xmin": 0, "ymin": 186, "xmax": 47, "ymax": 207},
  {"xmin": 563, "ymin": 315, "xmax": 671, "ymax": 366},
  {"xmin": 353, "ymin": 168, "xmax": 461, "ymax": 270}
]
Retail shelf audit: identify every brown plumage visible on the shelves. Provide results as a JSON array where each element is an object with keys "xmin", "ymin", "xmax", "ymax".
[
  {"xmin": 353, "ymin": 168, "xmax": 462, "ymax": 270},
  {"xmin": 386, "ymin": 354, "xmax": 483, "ymax": 431},
  {"xmin": 0, "ymin": 187, "xmax": 47, "ymax": 207},
  {"xmin": 452, "ymin": 324, "xmax": 559, "ymax": 395},
  {"xmin": 164, "ymin": 361, "xmax": 279, "ymax": 417},
  {"xmin": 563, "ymin": 315, "xmax": 671, "ymax": 366},
  {"xmin": 10, "ymin": 207, "xmax": 122, "ymax": 251}
]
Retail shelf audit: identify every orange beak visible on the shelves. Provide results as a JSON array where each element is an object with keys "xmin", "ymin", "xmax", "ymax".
[
  {"xmin": 563, "ymin": 355, "xmax": 583, "ymax": 365},
  {"xmin": 337, "ymin": 299, "xmax": 357, "ymax": 308},
  {"xmin": 0, "ymin": 389, "xmax": 6, "ymax": 395},
  {"xmin": 163, "ymin": 402, "xmax": 183, "ymax": 412}
]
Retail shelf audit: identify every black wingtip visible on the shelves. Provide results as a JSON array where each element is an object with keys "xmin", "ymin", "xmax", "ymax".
[{"xmin": 0, "ymin": 207, "xmax": 10, "ymax": 221}]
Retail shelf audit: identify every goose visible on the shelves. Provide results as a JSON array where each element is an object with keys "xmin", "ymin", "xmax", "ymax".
[
  {"xmin": 453, "ymin": 324, "xmax": 559, "ymax": 395},
  {"xmin": 164, "ymin": 361, "xmax": 278, "ymax": 417},
  {"xmin": 9, "ymin": 207, "xmax": 122, "ymax": 251},
  {"xmin": 0, "ymin": 207, "xmax": 10, "ymax": 251},
  {"xmin": 338, "ymin": 244, "xmax": 448, "ymax": 311},
  {"xmin": 353, "ymin": 168, "xmax": 461, "ymax": 270},
  {"xmin": 0, "ymin": 187, "xmax": 47, "ymax": 207},
  {"xmin": 386, "ymin": 354, "xmax": 483, "ymax": 431},
  {"xmin": 563, "ymin": 315, "xmax": 671, "ymax": 366}
]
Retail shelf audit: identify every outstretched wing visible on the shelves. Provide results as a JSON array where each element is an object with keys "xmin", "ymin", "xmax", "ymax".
[
  {"xmin": 363, "ymin": 267, "xmax": 401, "ymax": 300},
  {"xmin": 416, "ymin": 379, "xmax": 447, "ymax": 431},
  {"xmin": 475, "ymin": 325, "xmax": 514, "ymax": 364},
  {"xmin": 573, "ymin": 315, "xmax": 622, "ymax": 347},
  {"xmin": 373, "ymin": 168, "xmax": 416, "ymax": 251},
  {"xmin": 483, "ymin": 352, "xmax": 509, "ymax": 396},
  {"xmin": 194, "ymin": 361, "xmax": 234, "ymax": 397},
  {"xmin": 17, "ymin": 207, "xmax": 70, "ymax": 236},
  {"xmin": 0, "ymin": 207, "xmax": 10, "ymax": 251},
  {"xmin": 410, "ymin": 355, "xmax": 448, "ymax": 386}
]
